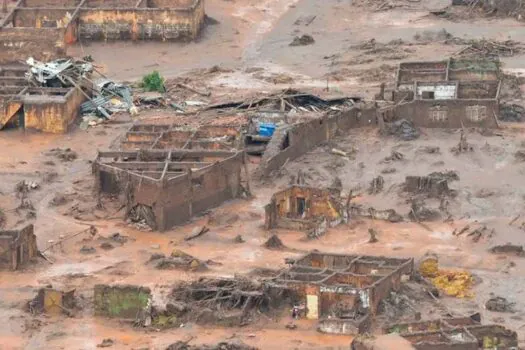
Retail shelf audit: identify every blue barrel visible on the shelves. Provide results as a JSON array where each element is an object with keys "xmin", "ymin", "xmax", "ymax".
[{"xmin": 259, "ymin": 122, "xmax": 276, "ymax": 137}]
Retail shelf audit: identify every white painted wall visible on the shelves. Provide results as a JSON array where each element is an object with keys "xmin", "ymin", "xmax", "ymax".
[{"xmin": 416, "ymin": 84, "xmax": 456, "ymax": 100}]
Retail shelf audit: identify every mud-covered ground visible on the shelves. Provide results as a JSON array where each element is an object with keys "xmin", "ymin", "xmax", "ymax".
[{"xmin": 3, "ymin": 0, "xmax": 525, "ymax": 349}]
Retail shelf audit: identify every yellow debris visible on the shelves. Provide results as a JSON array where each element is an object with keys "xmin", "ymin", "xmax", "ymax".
[
  {"xmin": 431, "ymin": 270, "xmax": 473, "ymax": 298},
  {"xmin": 419, "ymin": 257, "xmax": 439, "ymax": 278},
  {"xmin": 419, "ymin": 254, "xmax": 474, "ymax": 298}
]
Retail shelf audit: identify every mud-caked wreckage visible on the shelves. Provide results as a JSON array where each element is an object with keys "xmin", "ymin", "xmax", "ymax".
[{"xmin": 0, "ymin": 1, "xmax": 520, "ymax": 343}]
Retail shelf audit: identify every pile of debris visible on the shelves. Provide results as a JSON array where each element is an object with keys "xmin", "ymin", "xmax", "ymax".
[
  {"xmin": 167, "ymin": 340, "xmax": 257, "ymax": 350},
  {"xmin": 418, "ymin": 254, "xmax": 474, "ymax": 298},
  {"xmin": 453, "ymin": 224, "xmax": 495, "ymax": 243},
  {"xmin": 80, "ymin": 80, "xmax": 134, "ymax": 125},
  {"xmin": 165, "ymin": 276, "xmax": 276, "ymax": 327},
  {"xmin": 450, "ymin": 38, "xmax": 524, "ymax": 58},
  {"xmin": 207, "ymin": 89, "xmax": 356, "ymax": 113},
  {"xmin": 408, "ymin": 199, "xmax": 441, "ymax": 222},
  {"xmin": 26, "ymin": 57, "xmax": 92, "ymax": 88},
  {"xmin": 263, "ymin": 235, "xmax": 285, "ymax": 250},
  {"xmin": 350, "ymin": 205, "xmax": 404, "ymax": 223},
  {"xmin": 486, "ymin": 296, "xmax": 515, "ymax": 313},
  {"xmin": 46, "ymin": 148, "xmax": 78, "ymax": 162},
  {"xmin": 382, "ymin": 119, "xmax": 419, "ymax": 141},
  {"xmin": 500, "ymin": 103, "xmax": 525, "ymax": 122},
  {"xmin": 404, "ymin": 172, "xmax": 456, "ymax": 198},
  {"xmin": 289, "ymin": 34, "xmax": 315, "ymax": 46},
  {"xmin": 25, "ymin": 56, "xmax": 135, "ymax": 128},
  {"xmin": 148, "ymin": 250, "xmax": 207, "ymax": 271}
]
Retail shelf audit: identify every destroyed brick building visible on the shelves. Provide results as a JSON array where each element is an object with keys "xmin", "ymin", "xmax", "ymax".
[
  {"xmin": 264, "ymin": 186, "xmax": 348, "ymax": 238},
  {"xmin": 0, "ymin": 0, "xmax": 205, "ymax": 64},
  {"xmin": 93, "ymin": 149, "xmax": 248, "ymax": 231},
  {"xmin": 0, "ymin": 64, "xmax": 87, "ymax": 133},
  {"xmin": 272, "ymin": 252, "xmax": 413, "ymax": 335},
  {"xmin": 0, "ymin": 224, "xmax": 38, "ymax": 270},
  {"xmin": 383, "ymin": 317, "xmax": 518, "ymax": 350},
  {"xmin": 380, "ymin": 59, "xmax": 501, "ymax": 128}
]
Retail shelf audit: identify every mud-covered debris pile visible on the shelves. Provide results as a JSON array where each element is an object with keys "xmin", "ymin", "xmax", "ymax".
[
  {"xmin": 166, "ymin": 340, "xmax": 258, "ymax": 350},
  {"xmin": 350, "ymin": 205, "xmax": 404, "ymax": 223},
  {"xmin": 450, "ymin": 38, "xmax": 524, "ymax": 58},
  {"xmin": 409, "ymin": 199, "xmax": 441, "ymax": 222},
  {"xmin": 382, "ymin": 119, "xmax": 419, "ymax": 141},
  {"xmin": 164, "ymin": 277, "xmax": 277, "ymax": 327},
  {"xmin": 264, "ymin": 235, "xmax": 285, "ymax": 250},
  {"xmin": 500, "ymin": 104, "xmax": 525, "ymax": 122},
  {"xmin": 149, "ymin": 250, "xmax": 207, "ymax": 271},
  {"xmin": 486, "ymin": 296, "xmax": 515, "ymax": 313},
  {"xmin": 405, "ymin": 173, "xmax": 454, "ymax": 198},
  {"xmin": 489, "ymin": 244, "xmax": 525, "ymax": 257},
  {"xmin": 46, "ymin": 148, "xmax": 78, "ymax": 162},
  {"xmin": 289, "ymin": 34, "xmax": 315, "ymax": 46}
]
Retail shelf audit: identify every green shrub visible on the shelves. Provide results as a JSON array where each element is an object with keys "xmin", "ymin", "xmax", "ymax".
[{"xmin": 141, "ymin": 71, "xmax": 165, "ymax": 92}]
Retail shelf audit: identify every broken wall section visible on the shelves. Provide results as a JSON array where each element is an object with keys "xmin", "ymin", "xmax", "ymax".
[
  {"xmin": 265, "ymin": 186, "xmax": 347, "ymax": 238},
  {"xmin": 256, "ymin": 107, "xmax": 374, "ymax": 178},
  {"xmin": 0, "ymin": 224, "xmax": 38, "ymax": 270},
  {"xmin": 0, "ymin": 28, "xmax": 65, "ymax": 64},
  {"xmin": 94, "ymin": 150, "xmax": 246, "ymax": 231},
  {"xmin": 94, "ymin": 284, "xmax": 151, "ymax": 320}
]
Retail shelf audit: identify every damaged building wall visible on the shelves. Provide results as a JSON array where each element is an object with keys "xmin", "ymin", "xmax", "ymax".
[
  {"xmin": 275, "ymin": 253, "xmax": 414, "ymax": 333},
  {"xmin": 94, "ymin": 150, "xmax": 245, "ymax": 231},
  {"xmin": 1, "ymin": 0, "xmax": 205, "ymax": 53},
  {"xmin": 318, "ymin": 314, "xmax": 371, "ymax": 335},
  {"xmin": 94, "ymin": 284, "xmax": 151, "ymax": 319},
  {"xmin": 0, "ymin": 28, "xmax": 65, "ymax": 64},
  {"xmin": 22, "ymin": 87, "xmax": 86, "ymax": 133},
  {"xmin": 394, "ymin": 99, "xmax": 499, "ymax": 129},
  {"xmin": 0, "ymin": 224, "xmax": 38, "ymax": 270},
  {"xmin": 76, "ymin": 6, "xmax": 203, "ymax": 41},
  {"xmin": 265, "ymin": 186, "xmax": 343, "ymax": 228},
  {"xmin": 257, "ymin": 107, "xmax": 371, "ymax": 177}
]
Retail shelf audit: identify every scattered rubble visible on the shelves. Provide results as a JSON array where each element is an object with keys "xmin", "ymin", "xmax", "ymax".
[
  {"xmin": 382, "ymin": 150, "xmax": 404, "ymax": 163},
  {"xmin": 150, "ymin": 250, "xmax": 207, "ymax": 271},
  {"xmin": 46, "ymin": 148, "xmax": 77, "ymax": 162},
  {"xmin": 409, "ymin": 200, "xmax": 441, "ymax": 222},
  {"xmin": 500, "ymin": 104, "xmax": 525, "ymax": 122},
  {"xmin": 166, "ymin": 340, "xmax": 257, "ymax": 350},
  {"xmin": 451, "ymin": 38, "xmax": 524, "ymax": 59},
  {"xmin": 289, "ymin": 34, "xmax": 315, "ymax": 46},
  {"xmin": 405, "ymin": 173, "xmax": 452, "ymax": 197},
  {"xmin": 350, "ymin": 205, "xmax": 404, "ymax": 222},
  {"xmin": 486, "ymin": 297, "xmax": 515, "ymax": 313},
  {"xmin": 49, "ymin": 193, "xmax": 70, "ymax": 207},
  {"xmin": 26, "ymin": 57, "xmax": 92, "ymax": 88},
  {"xmin": 382, "ymin": 119, "xmax": 419, "ymax": 141},
  {"xmin": 97, "ymin": 339, "xmax": 115, "ymax": 348},
  {"xmin": 263, "ymin": 235, "xmax": 285, "ymax": 250},
  {"xmin": 80, "ymin": 246, "xmax": 96, "ymax": 254},
  {"xmin": 489, "ymin": 244, "xmax": 525, "ymax": 257},
  {"xmin": 417, "ymin": 146, "xmax": 440, "ymax": 154},
  {"xmin": 368, "ymin": 175, "xmax": 385, "ymax": 194},
  {"xmin": 233, "ymin": 235, "xmax": 245, "ymax": 243},
  {"xmin": 515, "ymin": 150, "xmax": 525, "ymax": 161}
]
